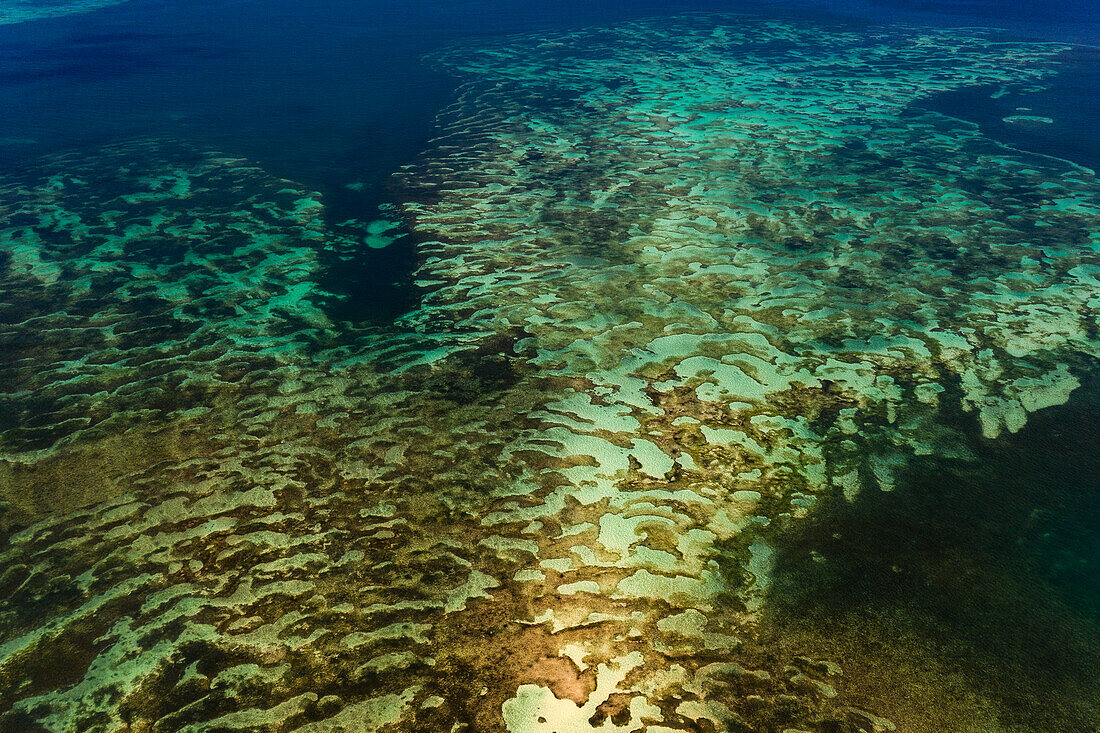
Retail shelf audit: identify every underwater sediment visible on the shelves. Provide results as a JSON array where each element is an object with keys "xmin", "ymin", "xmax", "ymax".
[{"xmin": 1, "ymin": 13, "xmax": 1098, "ymax": 733}]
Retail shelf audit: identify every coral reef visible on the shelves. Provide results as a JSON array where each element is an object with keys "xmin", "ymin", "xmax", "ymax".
[{"xmin": 1, "ymin": 14, "xmax": 1098, "ymax": 733}]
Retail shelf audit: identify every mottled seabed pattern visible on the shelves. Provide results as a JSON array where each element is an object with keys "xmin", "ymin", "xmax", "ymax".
[{"xmin": 1, "ymin": 13, "xmax": 1099, "ymax": 733}]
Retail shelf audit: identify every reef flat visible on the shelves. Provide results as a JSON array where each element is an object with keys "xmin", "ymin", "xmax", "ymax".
[{"xmin": 1, "ymin": 14, "xmax": 1098, "ymax": 733}]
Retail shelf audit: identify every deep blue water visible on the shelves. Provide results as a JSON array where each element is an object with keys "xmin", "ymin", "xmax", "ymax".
[
  {"xmin": 4, "ymin": 0, "xmax": 1097, "ymax": 320},
  {"xmin": 2, "ymin": 0, "xmax": 1098, "ymax": 198}
]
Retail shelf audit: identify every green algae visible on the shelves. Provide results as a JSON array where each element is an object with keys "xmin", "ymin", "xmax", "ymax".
[{"xmin": 1, "ymin": 13, "xmax": 1099, "ymax": 733}]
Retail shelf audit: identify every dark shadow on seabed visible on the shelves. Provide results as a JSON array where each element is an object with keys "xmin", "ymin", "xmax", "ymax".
[{"xmin": 760, "ymin": 371, "xmax": 1100, "ymax": 731}]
